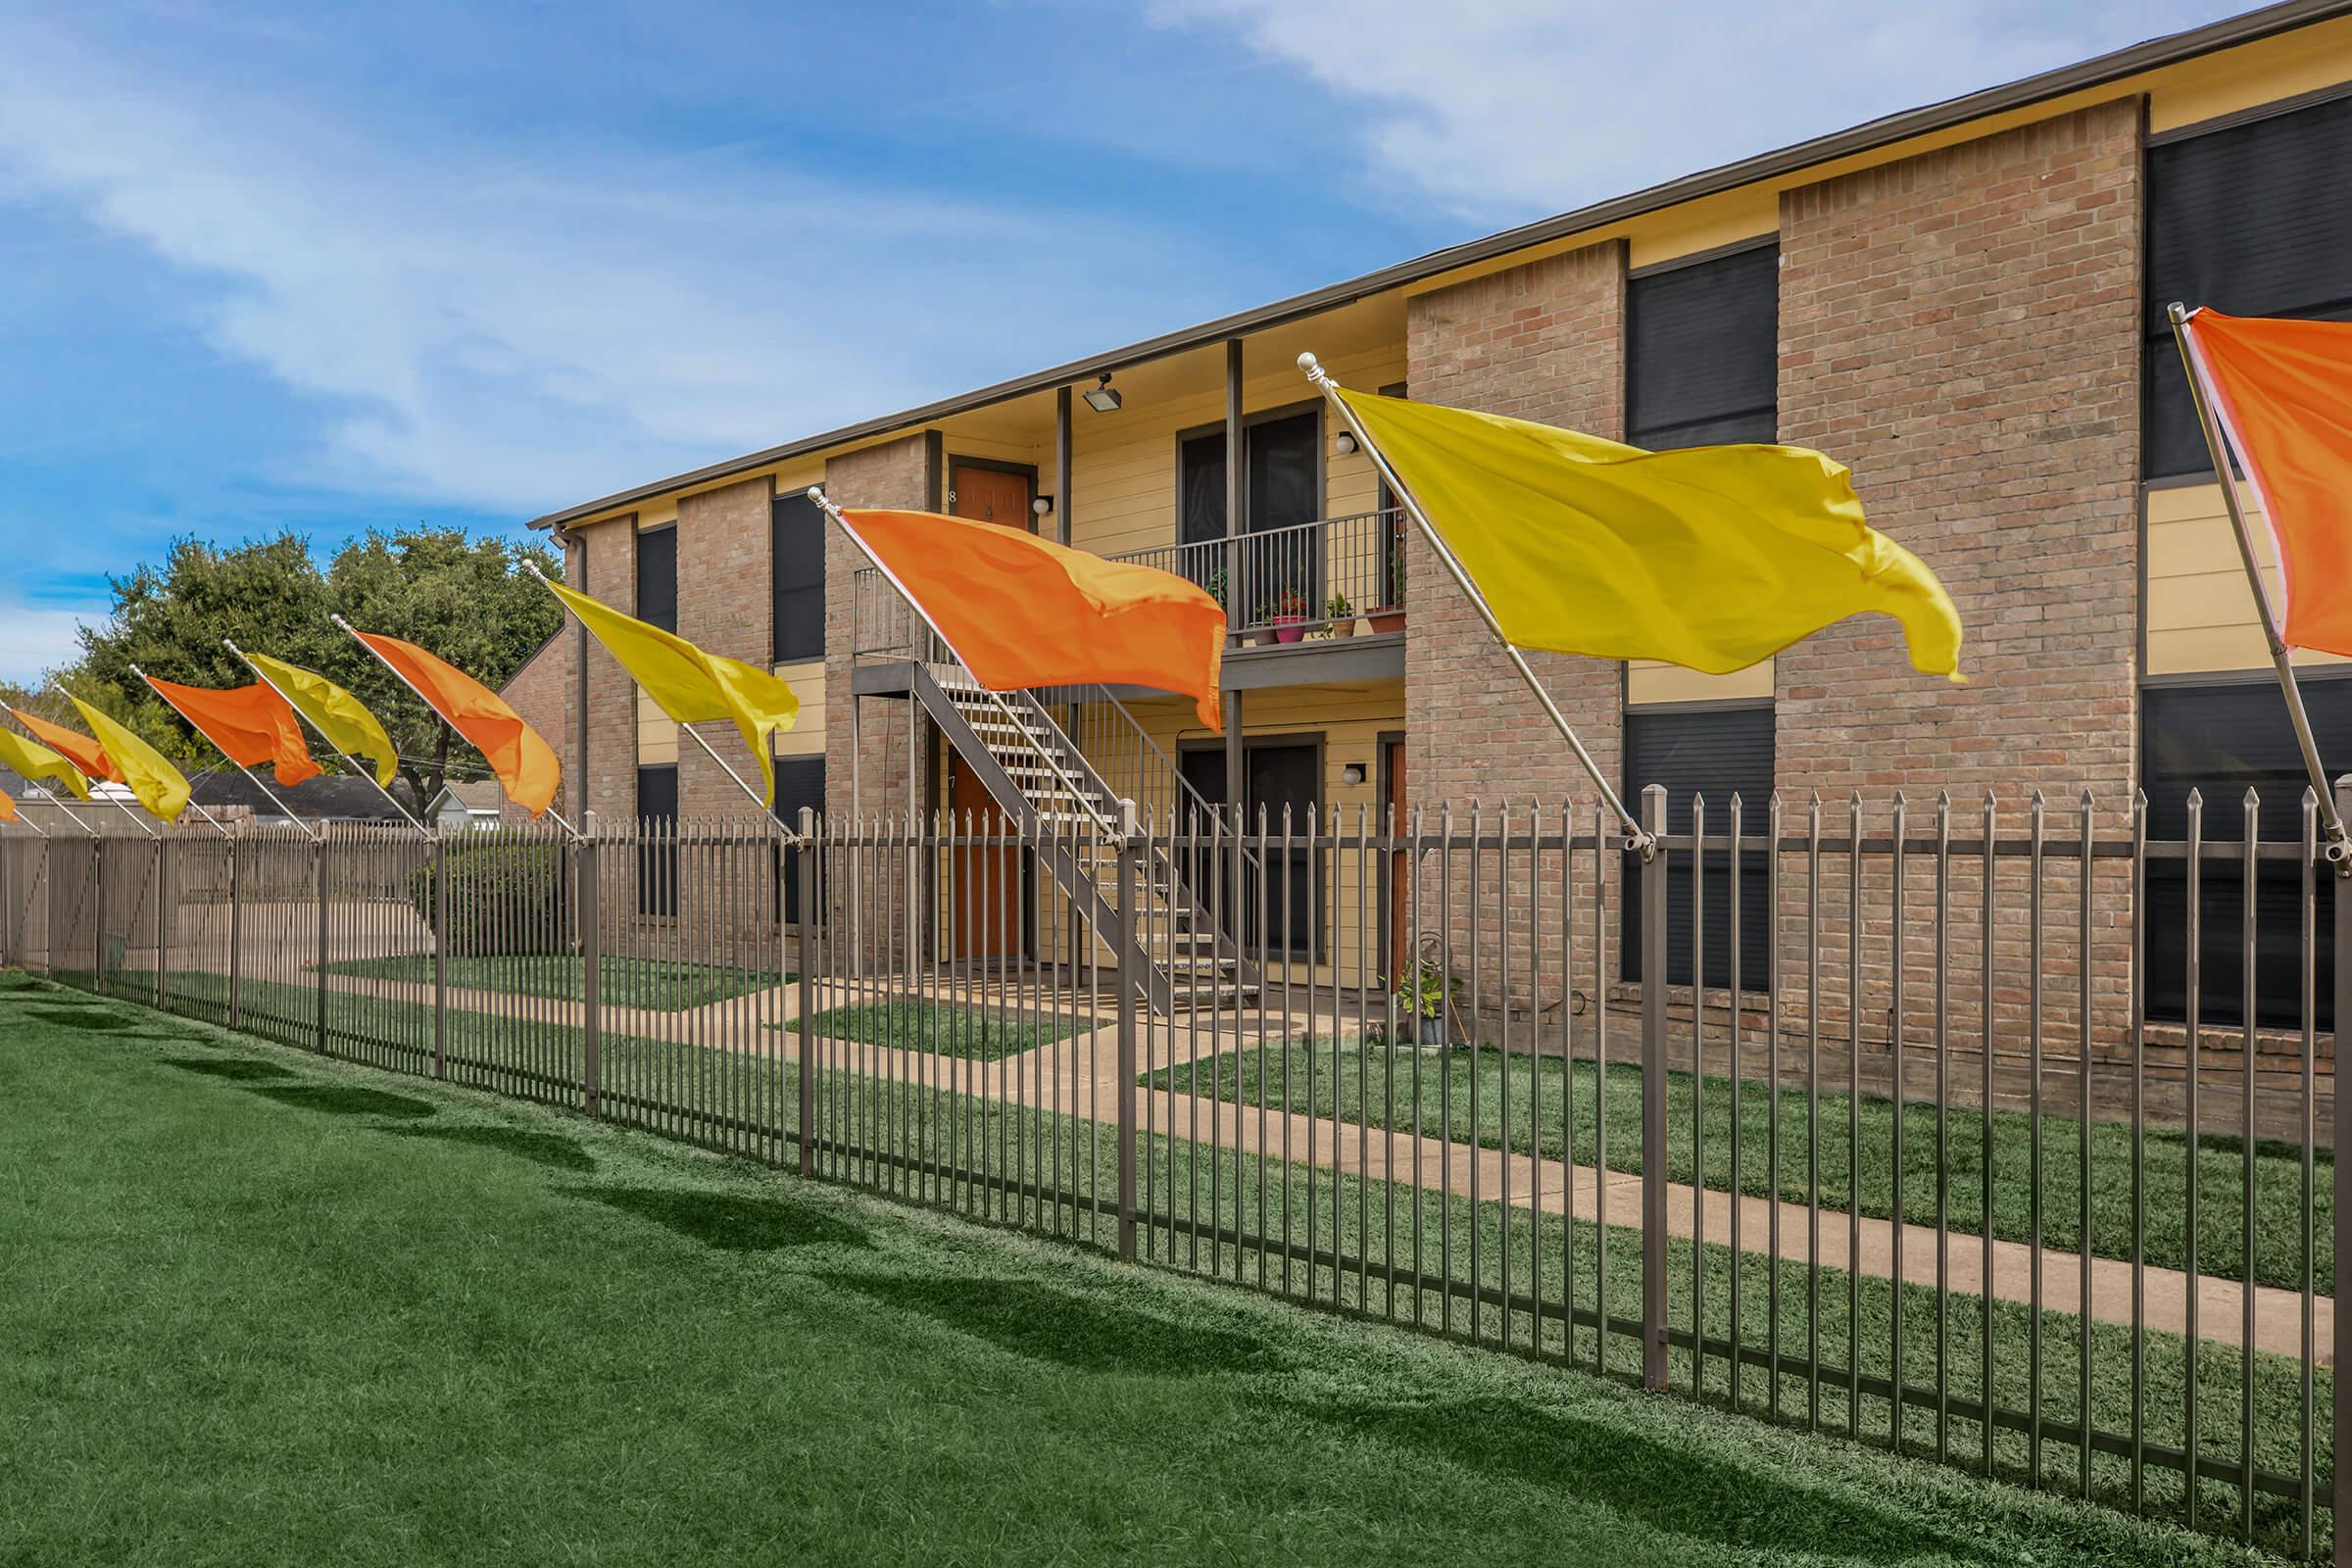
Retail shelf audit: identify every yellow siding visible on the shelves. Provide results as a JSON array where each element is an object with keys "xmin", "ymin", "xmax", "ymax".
[
  {"xmin": 1627, "ymin": 659, "xmax": 1773, "ymax": 706},
  {"xmin": 637, "ymin": 688, "xmax": 677, "ymax": 766},
  {"xmin": 772, "ymin": 661, "xmax": 825, "ymax": 758},
  {"xmin": 2144, "ymin": 482, "xmax": 2344, "ymax": 676},
  {"xmin": 1626, "ymin": 188, "xmax": 1779, "ymax": 270}
]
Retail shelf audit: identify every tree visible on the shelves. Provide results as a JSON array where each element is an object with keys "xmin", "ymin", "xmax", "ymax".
[{"xmin": 63, "ymin": 528, "xmax": 562, "ymax": 808}]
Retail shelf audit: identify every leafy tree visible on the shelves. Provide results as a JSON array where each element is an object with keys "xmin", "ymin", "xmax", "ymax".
[{"xmin": 63, "ymin": 528, "xmax": 562, "ymax": 808}]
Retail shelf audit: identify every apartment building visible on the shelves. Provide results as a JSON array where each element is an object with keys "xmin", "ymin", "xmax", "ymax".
[{"xmin": 509, "ymin": 1, "xmax": 2352, "ymax": 1024}]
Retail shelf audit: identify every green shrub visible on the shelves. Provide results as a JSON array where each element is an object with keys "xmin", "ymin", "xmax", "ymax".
[{"xmin": 408, "ymin": 841, "xmax": 572, "ymax": 955}]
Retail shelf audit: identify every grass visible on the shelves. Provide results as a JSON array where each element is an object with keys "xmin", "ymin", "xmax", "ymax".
[
  {"xmin": 0, "ymin": 965, "xmax": 2304, "ymax": 1567},
  {"xmin": 1147, "ymin": 1043, "xmax": 2330, "ymax": 1293},
  {"xmin": 785, "ymin": 1000, "xmax": 1097, "ymax": 1061},
  {"xmin": 316, "ymin": 952, "xmax": 786, "ymax": 1010}
]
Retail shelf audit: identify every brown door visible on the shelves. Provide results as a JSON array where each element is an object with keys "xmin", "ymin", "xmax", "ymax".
[
  {"xmin": 1385, "ymin": 741, "xmax": 1408, "ymax": 981},
  {"xmin": 949, "ymin": 752, "xmax": 1020, "ymax": 959},
  {"xmin": 950, "ymin": 464, "xmax": 1034, "ymax": 531}
]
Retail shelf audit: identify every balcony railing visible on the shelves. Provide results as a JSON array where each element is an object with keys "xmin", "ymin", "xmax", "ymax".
[{"xmin": 852, "ymin": 507, "xmax": 1407, "ymax": 659}]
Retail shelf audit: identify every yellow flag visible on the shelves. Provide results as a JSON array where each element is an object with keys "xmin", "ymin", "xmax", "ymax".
[
  {"xmin": 242, "ymin": 651, "xmax": 400, "ymax": 788},
  {"xmin": 1341, "ymin": 389, "xmax": 1963, "ymax": 680},
  {"xmin": 68, "ymin": 697, "xmax": 192, "ymax": 824},
  {"xmin": 0, "ymin": 724, "xmax": 92, "ymax": 802},
  {"xmin": 543, "ymin": 578, "xmax": 800, "ymax": 807}
]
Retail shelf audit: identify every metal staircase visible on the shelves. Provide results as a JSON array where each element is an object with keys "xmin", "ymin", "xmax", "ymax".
[{"xmin": 909, "ymin": 661, "xmax": 1259, "ymax": 1016}]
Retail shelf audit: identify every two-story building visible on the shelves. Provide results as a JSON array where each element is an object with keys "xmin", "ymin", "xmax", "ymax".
[{"xmin": 506, "ymin": 0, "xmax": 2352, "ymax": 1027}]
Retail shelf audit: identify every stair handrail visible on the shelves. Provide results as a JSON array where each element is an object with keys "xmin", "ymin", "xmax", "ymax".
[
  {"xmin": 926, "ymin": 663, "xmax": 1127, "ymax": 841},
  {"xmin": 1081, "ymin": 685, "xmax": 1269, "ymax": 888}
]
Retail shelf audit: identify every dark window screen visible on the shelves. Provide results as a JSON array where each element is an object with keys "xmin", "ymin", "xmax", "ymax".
[
  {"xmin": 2143, "ymin": 94, "xmax": 2352, "ymax": 478},
  {"xmin": 1628, "ymin": 244, "xmax": 1778, "ymax": 451},
  {"xmin": 635, "ymin": 526, "xmax": 678, "ymax": 635},
  {"xmin": 1181, "ymin": 742, "xmax": 1320, "ymax": 959},
  {"xmin": 2142, "ymin": 680, "xmax": 2349, "ymax": 1027},
  {"xmin": 1179, "ymin": 431, "xmax": 1226, "ymax": 548},
  {"xmin": 1622, "ymin": 707, "xmax": 1773, "ymax": 990},
  {"xmin": 636, "ymin": 763, "xmax": 678, "ymax": 918},
  {"xmin": 770, "ymin": 757, "xmax": 825, "ymax": 924},
  {"xmin": 771, "ymin": 491, "xmax": 825, "ymax": 662}
]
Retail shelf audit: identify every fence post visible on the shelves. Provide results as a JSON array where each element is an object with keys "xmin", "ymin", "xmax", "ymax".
[
  {"xmin": 93, "ymin": 835, "xmax": 107, "ymax": 997},
  {"xmin": 154, "ymin": 836, "xmax": 169, "ymax": 1010},
  {"xmin": 797, "ymin": 808, "xmax": 818, "ymax": 1177},
  {"xmin": 1115, "ymin": 799, "xmax": 1141, "ymax": 1264},
  {"xmin": 2332, "ymin": 776, "xmax": 2350, "ymax": 1566},
  {"xmin": 1641, "ymin": 783, "xmax": 1670, "ymax": 1394},
  {"xmin": 313, "ymin": 833, "xmax": 328, "ymax": 1053},
  {"xmin": 227, "ymin": 831, "xmax": 242, "ymax": 1031},
  {"xmin": 578, "ymin": 834, "xmax": 601, "ymax": 1116},
  {"xmin": 431, "ymin": 829, "xmax": 449, "ymax": 1080}
]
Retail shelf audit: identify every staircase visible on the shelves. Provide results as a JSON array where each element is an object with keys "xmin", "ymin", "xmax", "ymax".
[{"xmin": 910, "ymin": 661, "xmax": 1258, "ymax": 1016}]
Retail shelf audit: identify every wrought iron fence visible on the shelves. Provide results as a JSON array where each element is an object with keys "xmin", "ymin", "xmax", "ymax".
[{"xmin": 0, "ymin": 783, "xmax": 2337, "ymax": 1557}]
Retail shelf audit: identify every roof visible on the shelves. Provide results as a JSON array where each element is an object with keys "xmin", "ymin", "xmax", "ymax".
[
  {"xmin": 432, "ymin": 781, "xmax": 507, "ymax": 813},
  {"xmin": 526, "ymin": 0, "xmax": 2352, "ymax": 534},
  {"xmin": 190, "ymin": 772, "xmax": 413, "ymax": 822}
]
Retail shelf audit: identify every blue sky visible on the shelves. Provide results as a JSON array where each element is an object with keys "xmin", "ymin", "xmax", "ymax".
[{"xmin": 0, "ymin": 0, "xmax": 2239, "ymax": 681}]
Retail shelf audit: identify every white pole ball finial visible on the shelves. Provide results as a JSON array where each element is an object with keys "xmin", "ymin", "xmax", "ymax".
[{"xmin": 1297, "ymin": 351, "xmax": 1318, "ymax": 371}]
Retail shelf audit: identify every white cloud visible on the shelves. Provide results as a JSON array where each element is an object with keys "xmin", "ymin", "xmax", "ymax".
[
  {"xmin": 1148, "ymin": 0, "xmax": 2233, "ymax": 220},
  {"xmin": 0, "ymin": 605, "xmax": 98, "ymax": 686},
  {"xmin": 0, "ymin": 23, "xmax": 1224, "ymax": 517}
]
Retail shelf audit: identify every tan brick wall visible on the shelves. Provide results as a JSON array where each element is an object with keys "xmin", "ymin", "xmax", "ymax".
[
  {"xmin": 498, "ymin": 622, "xmax": 573, "ymax": 821},
  {"xmin": 677, "ymin": 473, "xmax": 776, "ymax": 825},
  {"xmin": 823, "ymin": 434, "xmax": 937, "ymax": 829}
]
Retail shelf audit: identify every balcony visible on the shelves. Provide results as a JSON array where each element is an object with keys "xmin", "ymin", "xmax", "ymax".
[{"xmin": 854, "ymin": 508, "xmax": 1408, "ymax": 688}]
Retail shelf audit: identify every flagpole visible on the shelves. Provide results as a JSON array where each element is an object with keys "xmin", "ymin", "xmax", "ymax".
[
  {"xmin": 2, "ymin": 806, "xmax": 49, "ymax": 838},
  {"xmin": 131, "ymin": 664, "xmax": 323, "ymax": 846},
  {"xmin": 518, "ymin": 561, "xmax": 801, "ymax": 843},
  {"xmin": 328, "ymin": 615, "xmax": 582, "ymax": 841},
  {"xmin": 1297, "ymin": 352, "xmax": 1652, "ymax": 854},
  {"xmin": 29, "ymin": 693, "xmax": 159, "ymax": 841},
  {"xmin": 19, "ymin": 787, "xmax": 94, "ymax": 836},
  {"xmin": 2167, "ymin": 302, "xmax": 2352, "ymax": 873},
  {"xmin": 222, "ymin": 639, "xmax": 430, "ymax": 837},
  {"xmin": 56, "ymin": 680, "xmax": 231, "ymax": 841}
]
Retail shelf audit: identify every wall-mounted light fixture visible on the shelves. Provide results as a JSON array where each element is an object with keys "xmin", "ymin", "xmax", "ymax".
[
  {"xmin": 1341, "ymin": 762, "xmax": 1366, "ymax": 786},
  {"xmin": 1335, "ymin": 431, "xmax": 1358, "ymax": 456},
  {"xmin": 1082, "ymin": 372, "xmax": 1123, "ymax": 414},
  {"xmin": 1032, "ymin": 494, "xmax": 1054, "ymax": 517}
]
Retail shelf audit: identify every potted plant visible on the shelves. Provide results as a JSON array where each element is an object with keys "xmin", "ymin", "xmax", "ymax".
[
  {"xmin": 1267, "ymin": 586, "xmax": 1312, "ymax": 644},
  {"xmin": 1394, "ymin": 956, "xmax": 1458, "ymax": 1049},
  {"xmin": 1325, "ymin": 592, "xmax": 1357, "ymax": 638},
  {"xmin": 1368, "ymin": 550, "xmax": 1406, "ymax": 634},
  {"xmin": 1203, "ymin": 566, "xmax": 1227, "ymax": 611},
  {"xmin": 1249, "ymin": 604, "xmax": 1281, "ymax": 647}
]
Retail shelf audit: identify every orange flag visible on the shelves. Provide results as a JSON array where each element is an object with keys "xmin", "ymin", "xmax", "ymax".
[
  {"xmin": 348, "ymin": 630, "xmax": 561, "ymax": 817},
  {"xmin": 143, "ymin": 676, "xmax": 322, "ymax": 787},
  {"xmin": 7, "ymin": 707, "xmax": 117, "ymax": 783},
  {"xmin": 0, "ymin": 791, "xmax": 18, "ymax": 823},
  {"xmin": 840, "ymin": 509, "xmax": 1227, "ymax": 730},
  {"xmin": 2181, "ymin": 309, "xmax": 2352, "ymax": 657}
]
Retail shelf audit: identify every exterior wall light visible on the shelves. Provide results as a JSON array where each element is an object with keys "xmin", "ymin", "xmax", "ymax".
[
  {"xmin": 1032, "ymin": 495, "xmax": 1054, "ymax": 517},
  {"xmin": 1335, "ymin": 431, "xmax": 1358, "ymax": 455},
  {"xmin": 1341, "ymin": 762, "xmax": 1366, "ymax": 786},
  {"xmin": 1082, "ymin": 372, "xmax": 1123, "ymax": 413}
]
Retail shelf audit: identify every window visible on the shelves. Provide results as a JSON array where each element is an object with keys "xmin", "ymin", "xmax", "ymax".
[
  {"xmin": 635, "ymin": 525, "xmax": 678, "ymax": 636},
  {"xmin": 1621, "ymin": 707, "xmax": 1773, "ymax": 990},
  {"xmin": 1178, "ymin": 407, "xmax": 1322, "ymax": 615},
  {"xmin": 2144, "ymin": 93, "xmax": 2352, "ymax": 479},
  {"xmin": 1180, "ymin": 741, "xmax": 1321, "ymax": 958},
  {"xmin": 1627, "ymin": 243, "xmax": 1778, "ymax": 451},
  {"xmin": 637, "ymin": 763, "xmax": 678, "ymax": 918},
  {"xmin": 771, "ymin": 490, "xmax": 825, "ymax": 663},
  {"xmin": 2141, "ymin": 680, "xmax": 2349, "ymax": 1028},
  {"xmin": 770, "ymin": 758, "xmax": 825, "ymax": 924}
]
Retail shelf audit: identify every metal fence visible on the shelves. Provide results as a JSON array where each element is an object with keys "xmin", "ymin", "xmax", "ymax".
[{"xmin": 0, "ymin": 783, "xmax": 2337, "ymax": 1558}]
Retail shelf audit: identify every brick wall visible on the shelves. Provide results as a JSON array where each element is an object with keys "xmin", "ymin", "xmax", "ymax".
[
  {"xmin": 677, "ymin": 473, "xmax": 777, "ymax": 824},
  {"xmin": 578, "ymin": 515, "xmax": 640, "ymax": 828},
  {"xmin": 823, "ymin": 434, "xmax": 938, "ymax": 828},
  {"xmin": 499, "ymin": 619, "xmax": 573, "ymax": 821}
]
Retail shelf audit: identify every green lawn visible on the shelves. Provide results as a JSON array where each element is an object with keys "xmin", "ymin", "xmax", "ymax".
[
  {"xmin": 785, "ymin": 1000, "xmax": 1097, "ymax": 1060},
  {"xmin": 0, "ymin": 966, "xmax": 2298, "ymax": 1567},
  {"xmin": 1147, "ymin": 1042, "xmax": 2329, "ymax": 1293},
  {"xmin": 317, "ymin": 952, "xmax": 786, "ymax": 1010}
]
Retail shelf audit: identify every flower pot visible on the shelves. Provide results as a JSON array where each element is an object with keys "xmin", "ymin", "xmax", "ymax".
[
  {"xmin": 1271, "ymin": 615, "xmax": 1306, "ymax": 645},
  {"xmin": 1413, "ymin": 1012, "xmax": 1447, "ymax": 1049},
  {"xmin": 1252, "ymin": 627, "xmax": 1281, "ymax": 647},
  {"xmin": 1367, "ymin": 611, "xmax": 1405, "ymax": 635},
  {"xmin": 1329, "ymin": 618, "xmax": 1358, "ymax": 638}
]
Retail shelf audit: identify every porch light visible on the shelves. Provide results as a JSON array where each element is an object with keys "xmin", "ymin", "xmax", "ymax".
[
  {"xmin": 1341, "ymin": 762, "xmax": 1365, "ymax": 786},
  {"xmin": 1032, "ymin": 495, "xmax": 1054, "ymax": 517},
  {"xmin": 1082, "ymin": 372, "xmax": 1123, "ymax": 414},
  {"xmin": 1335, "ymin": 431, "xmax": 1357, "ymax": 456}
]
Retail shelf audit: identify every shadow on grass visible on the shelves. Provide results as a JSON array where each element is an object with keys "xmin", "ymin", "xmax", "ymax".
[
  {"xmin": 164, "ymin": 1057, "xmax": 294, "ymax": 1082},
  {"xmin": 29, "ymin": 1005, "xmax": 143, "ymax": 1031},
  {"xmin": 572, "ymin": 1184, "xmax": 870, "ymax": 1252},
  {"xmin": 394, "ymin": 1125, "xmax": 595, "ymax": 1172},
  {"xmin": 821, "ymin": 1272, "xmax": 1283, "ymax": 1377},
  {"xmin": 1302, "ymin": 1394, "xmax": 1984, "ymax": 1563},
  {"xmin": 246, "ymin": 1084, "xmax": 438, "ymax": 1119}
]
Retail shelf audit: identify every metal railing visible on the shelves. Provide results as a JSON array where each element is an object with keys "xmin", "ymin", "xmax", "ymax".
[{"xmin": 0, "ymin": 782, "xmax": 2338, "ymax": 1558}]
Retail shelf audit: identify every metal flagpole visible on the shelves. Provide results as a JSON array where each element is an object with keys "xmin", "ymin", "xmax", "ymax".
[
  {"xmin": 20, "ymin": 787, "xmax": 95, "ymax": 837},
  {"xmin": 517, "ymin": 561, "xmax": 802, "ymax": 843},
  {"xmin": 2168, "ymin": 302, "xmax": 2352, "ymax": 873},
  {"xmin": 327, "ymin": 614, "xmax": 583, "ymax": 840},
  {"xmin": 1297, "ymin": 351, "xmax": 1653, "ymax": 853},
  {"xmin": 29, "ymin": 694, "xmax": 159, "ymax": 841},
  {"xmin": 222, "ymin": 638, "xmax": 431, "ymax": 836},
  {"xmin": 2, "ymin": 806, "xmax": 50, "ymax": 839},
  {"xmin": 131, "ymin": 664, "xmax": 323, "ymax": 846},
  {"xmin": 56, "ymin": 680, "xmax": 231, "ymax": 841}
]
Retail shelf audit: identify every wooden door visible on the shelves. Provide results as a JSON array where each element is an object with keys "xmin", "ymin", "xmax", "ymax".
[
  {"xmin": 950, "ymin": 465, "xmax": 1034, "ymax": 531},
  {"xmin": 949, "ymin": 752, "xmax": 1019, "ymax": 959}
]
